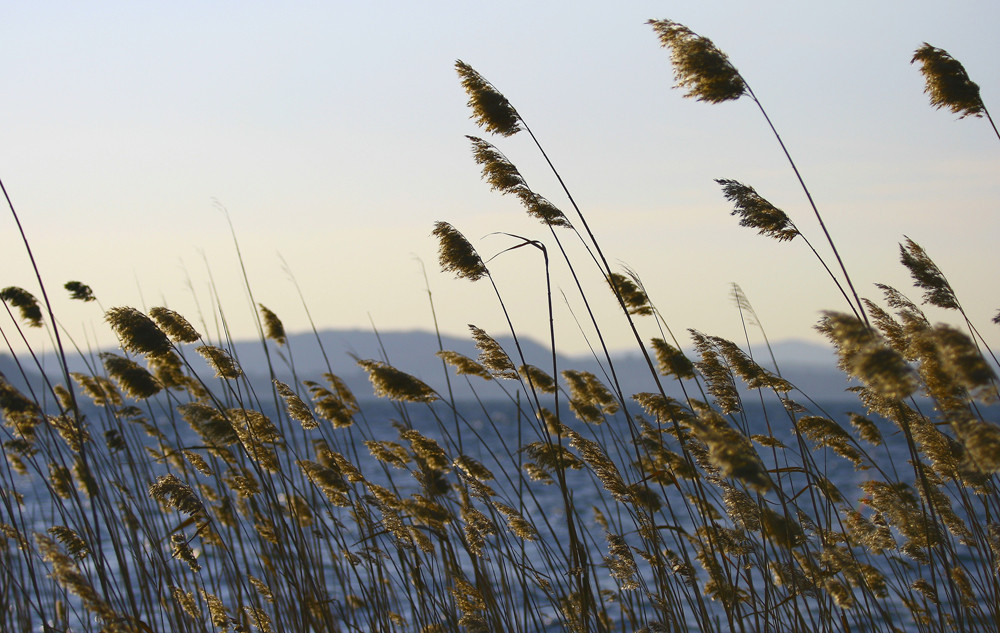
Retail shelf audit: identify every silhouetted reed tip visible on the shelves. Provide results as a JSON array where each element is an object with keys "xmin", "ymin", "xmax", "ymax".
[
  {"xmin": 455, "ymin": 60, "xmax": 522, "ymax": 136},
  {"xmin": 648, "ymin": 19, "xmax": 745, "ymax": 103},
  {"xmin": 0, "ymin": 286, "xmax": 43, "ymax": 327},
  {"xmin": 912, "ymin": 43, "xmax": 984, "ymax": 119},
  {"xmin": 433, "ymin": 221, "xmax": 488, "ymax": 281},
  {"xmin": 149, "ymin": 306, "xmax": 201, "ymax": 343},
  {"xmin": 64, "ymin": 281, "xmax": 95, "ymax": 302},
  {"xmin": 717, "ymin": 179, "xmax": 799, "ymax": 242},
  {"xmin": 899, "ymin": 237, "xmax": 958, "ymax": 310},
  {"xmin": 106, "ymin": 306, "xmax": 172, "ymax": 357},
  {"xmin": 259, "ymin": 304, "xmax": 287, "ymax": 345}
]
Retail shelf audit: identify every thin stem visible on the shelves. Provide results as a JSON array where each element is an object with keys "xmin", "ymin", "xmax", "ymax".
[
  {"xmin": 742, "ymin": 87, "xmax": 870, "ymax": 327},
  {"xmin": 983, "ymin": 105, "xmax": 1000, "ymax": 142}
]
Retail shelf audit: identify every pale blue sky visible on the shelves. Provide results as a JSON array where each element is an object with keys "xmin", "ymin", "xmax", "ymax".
[{"xmin": 1, "ymin": 1, "xmax": 997, "ymax": 359}]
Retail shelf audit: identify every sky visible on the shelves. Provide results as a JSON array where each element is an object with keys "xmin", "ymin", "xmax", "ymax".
[{"xmin": 1, "ymin": 1, "xmax": 998, "ymax": 362}]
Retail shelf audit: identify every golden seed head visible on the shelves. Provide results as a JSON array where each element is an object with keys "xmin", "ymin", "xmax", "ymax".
[
  {"xmin": 195, "ymin": 345, "xmax": 242, "ymax": 379},
  {"xmin": 433, "ymin": 222, "xmax": 488, "ymax": 281},
  {"xmin": 648, "ymin": 19, "xmax": 746, "ymax": 103},
  {"xmin": 105, "ymin": 306, "xmax": 172, "ymax": 357},
  {"xmin": 437, "ymin": 350, "xmax": 494, "ymax": 380},
  {"xmin": 912, "ymin": 43, "xmax": 984, "ymax": 118},
  {"xmin": 468, "ymin": 325, "xmax": 518, "ymax": 379},
  {"xmin": 100, "ymin": 353, "xmax": 162, "ymax": 399},
  {"xmin": 63, "ymin": 281, "xmax": 95, "ymax": 302},
  {"xmin": 466, "ymin": 136, "xmax": 571, "ymax": 228},
  {"xmin": 717, "ymin": 179, "xmax": 799, "ymax": 242},
  {"xmin": 899, "ymin": 237, "xmax": 959, "ymax": 310},
  {"xmin": 690, "ymin": 330, "xmax": 742, "ymax": 414},
  {"xmin": 357, "ymin": 359, "xmax": 438, "ymax": 403},
  {"xmin": 0, "ymin": 286, "xmax": 43, "ymax": 327},
  {"xmin": 455, "ymin": 60, "xmax": 522, "ymax": 136},
  {"xmin": 650, "ymin": 337, "xmax": 695, "ymax": 379},
  {"xmin": 519, "ymin": 364, "xmax": 556, "ymax": 394},
  {"xmin": 274, "ymin": 380, "xmax": 317, "ymax": 429},
  {"xmin": 609, "ymin": 273, "xmax": 654, "ymax": 316},
  {"xmin": 258, "ymin": 303, "xmax": 287, "ymax": 345},
  {"xmin": 816, "ymin": 312, "xmax": 917, "ymax": 400},
  {"xmin": 148, "ymin": 474, "xmax": 206, "ymax": 519},
  {"xmin": 149, "ymin": 306, "xmax": 201, "ymax": 343}
]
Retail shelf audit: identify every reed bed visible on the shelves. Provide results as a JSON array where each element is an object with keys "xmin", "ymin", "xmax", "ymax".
[{"xmin": 2, "ymin": 19, "xmax": 998, "ymax": 633}]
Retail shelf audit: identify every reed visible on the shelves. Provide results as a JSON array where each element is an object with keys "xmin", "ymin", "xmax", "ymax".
[{"xmin": 1, "ymin": 18, "xmax": 998, "ymax": 633}]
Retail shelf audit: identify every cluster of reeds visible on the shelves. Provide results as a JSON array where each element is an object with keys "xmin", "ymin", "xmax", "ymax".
[{"xmin": 2, "ymin": 19, "xmax": 998, "ymax": 633}]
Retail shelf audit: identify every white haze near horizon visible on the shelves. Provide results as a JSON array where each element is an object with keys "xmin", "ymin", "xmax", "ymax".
[{"xmin": 1, "ymin": 1, "xmax": 998, "ymax": 362}]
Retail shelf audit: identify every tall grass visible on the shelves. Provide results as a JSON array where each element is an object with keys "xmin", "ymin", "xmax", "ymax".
[{"xmin": 2, "ymin": 19, "xmax": 999, "ymax": 633}]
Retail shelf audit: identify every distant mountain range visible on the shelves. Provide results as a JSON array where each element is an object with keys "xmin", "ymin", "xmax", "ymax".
[{"xmin": 1, "ymin": 329, "xmax": 854, "ymax": 405}]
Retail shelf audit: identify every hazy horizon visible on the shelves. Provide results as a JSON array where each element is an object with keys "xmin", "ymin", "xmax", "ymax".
[{"xmin": 2, "ymin": 2, "xmax": 997, "ymax": 359}]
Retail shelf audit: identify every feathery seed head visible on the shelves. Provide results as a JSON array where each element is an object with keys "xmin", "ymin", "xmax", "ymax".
[
  {"xmin": 650, "ymin": 338, "xmax": 694, "ymax": 378},
  {"xmin": 358, "ymin": 359, "xmax": 438, "ymax": 402},
  {"xmin": 228, "ymin": 407, "xmax": 284, "ymax": 472},
  {"xmin": 563, "ymin": 369, "xmax": 619, "ymax": 422},
  {"xmin": 436, "ymin": 350, "xmax": 494, "ymax": 380},
  {"xmin": 468, "ymin": 325, "xmax": 518, "ymax": 379},
  {"xmin": 493, "ymin": 501, "xmax": 538, "ymax": 540},
  {"xmin": 0, "ymin": 287, "xmax": 43, "ymax": 327},
  {"xmin": 817, "ymin": 312, "xmax": 917, "ymax": 400},
  {"xmin": 433, "ymin": 222, "xmax": 488, "ymax": 281},
  {"xmin": 928, "ymin": 324, "xmax": 997, "ymax": 402},
  {"xmin": 467, "ymin": 136, "xmax": 571, "ymax": 227},
  {"xmin": 274, "ymin": 380, "xmax": 317, "ymax": 429},
  {"xmin": 401, "ymin": 429, "xmax": 450, "ymax": 471},
  {"xmin": 149, "ymin": 306, "xmax": 200, "ymax": 343},
  {"xmin": 717, "ymin": 179, "xmax": 799, "ymax": 241},
  {"xmin": 100, "ymin": 353, "xmax": 162, "ymax": 399},
  {"xmin": 691, "ymin": 330, "xmax": 742, "ymax": 414},
  {"xmin": 952, "ymin": 418, "xmax": 1000, "ymax": 473},
  {"xmin": 64, "ymin": 281, "xmax": 95, "ymax": 302},
  {"xmin": 106, "ymin": 306, "xmax": 172, "ymax": 357},
  {"xmin": 47, "ymin": 526, "xmax": 89, "ymax": 560},
  {"xmin": 454, "ymin": 454, "xmax": 494, "ymax": 481},
  {"xmin": 258, "ymin": 304, "xmax": 286, "ymax": 345},
  {"xmin": 149, "ymin": 474, "xmax": 206, "ymax": 520},
  {"xmin": 468, "ymin": 136, "xmax": 525, "ymax": 194},
  {"xmin": 151, "ymin": 350, "xmax": 192, "ymax": 392},
  {"xmin": 609, "ymin": 273, "xmax": 654, "ymax": 316},
  {"xmin": 912, "ymin": 43, "xmax": 984, "ymax": 118},
  {"xmin": 365, "ymin": 440, "xmax": 410, "ymax": 469},
  {"xmin": 304, "ymin": 380, "xmax": 356, "ymax": 428},
  {"xmin": 196, "ymin": 345, "xmax": 242, "ymax": 379},
  {"xmin": 455, "ymin": 60, "xmax": 522, "ymax": 136},
  {"xmin": 849, "ymin": 413, "xmax": 883, "ymax": 446},
  {"xmin": 170, "ymin": 533, "xmax": 201, "ymax": 572},
  {"xmin": 519, "ymin": 364, "xmax": 557, "ymax": 393},
  {"xmin": 520, "ymin": 191, "xmax": 571, "ymax": 228},
  {"xmin": 149, "ymin": 306, "xmax": 201, "ymax": 343},
  {"xmin": 648, "ymin": 20, "xmax": 746, "ymax": 103},
  {"xmin": 899, "ymin": 238, "xmax": 959, "ymax": 310}
]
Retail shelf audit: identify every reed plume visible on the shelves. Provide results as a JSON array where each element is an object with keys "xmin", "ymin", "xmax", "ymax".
[
  {"xmin": 912, "ymin": 43, "xmax": 985, "ymax": 119},
  {"xmin": 433, "ymin": 221, "xmax": 488, "ymax": 281},
  {"xmin": 357, "ymin": 359, "xmax": 439, "ymax": 403},
  {"xmin": 64, "ymin": 281, "xmax": 95, "ymax": 302},
  {"xmin": 647, "ymin": 19, "xmax": 745, "ymax": 103},
  {"xmin": 149, "ymin": 306, "xmax": 201, "ymax": 343},
  {"xmin": 105, "ymin": 306, "xmax": 173, "ymax": 357},
  {"xmin": 259, "ymin": 303, "xmax": 287, "ymax": 345},
  {"xmin": 455, "ymin": 60, "xmax": 522, "ymax": 136},
  {"xmin": 196, "ymin": 345, "xmax": 243, "ymax": 379},
  {"xmin": 0, "ymin": 286, "xmax": 43, "ymax": 327}
]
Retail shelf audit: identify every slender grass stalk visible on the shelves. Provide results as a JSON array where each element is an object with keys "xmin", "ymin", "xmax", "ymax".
[{"xmin": 648, "ymin": 19, "xmax": 870, "ymax": 327}]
